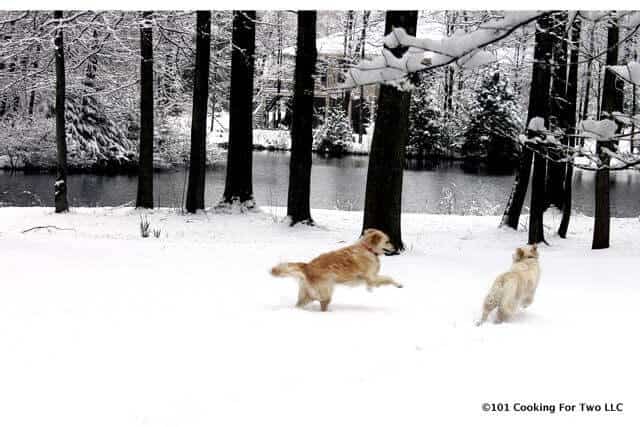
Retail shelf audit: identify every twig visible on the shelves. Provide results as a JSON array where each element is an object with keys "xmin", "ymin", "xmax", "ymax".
[{"xmin": 22, "ymin": 225, "xmax": 75, "ymax": 233}]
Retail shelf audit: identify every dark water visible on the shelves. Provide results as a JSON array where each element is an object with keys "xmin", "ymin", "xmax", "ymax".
[{"xmin": 1, "ymin": 151, "xmax": 639, "ymax": 217}]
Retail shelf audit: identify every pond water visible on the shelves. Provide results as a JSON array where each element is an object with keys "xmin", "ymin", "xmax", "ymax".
[{"xmin": 1, "ymin": 151, "xmax": 639, "ymax": 217}]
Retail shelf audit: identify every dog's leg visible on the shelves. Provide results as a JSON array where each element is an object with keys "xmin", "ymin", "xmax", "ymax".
[
  {"xmin": 317, "ymin": 285, "xmax": 333, "ymax": 312},
  {"xmin": 366, "ymin": 275, "xmax": 403, "ymax": 288},
  {"xmin": 320, "ymin": 298, "xmax": 331, "ymax": 312},
  {"xmin": 296, "ymin": 285, "xmax": 313, "ymax": 308},
  {"xmin": 476, "ymin": 299, "xmax": 495, "ymax": 326},
  {"xmin": 497, "ymin": 299, "xmax": 517, "ymax": 323},
  {"xmin": 521, "ymin": 280, "xmax": 537, "ymax": 308},
  {"xmin": 476, "ymin": 302, "xmax": 496, "ymax": 326}
]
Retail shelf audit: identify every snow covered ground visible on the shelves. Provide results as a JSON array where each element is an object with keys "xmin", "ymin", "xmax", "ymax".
[{"xmin": 0, "ymin": 207, "xmax": 638, "ymax": 427}]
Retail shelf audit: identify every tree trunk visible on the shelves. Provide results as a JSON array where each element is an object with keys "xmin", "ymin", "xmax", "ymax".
[
  {"xmin": 362, "ymin": 11, "xmax": 418, "ymax": 253},
  {"xmin": 54, "ymin": 11, "xmax": 69, "ymax": 213},
  {"xmin": 28, "ymin": 45, "xmax": 40, "ymax": 116},
  {"xmin": 593, "ymin": 16, "xmax": 621, "ymax": 250},
  {"xmin": 500, "ymin": 149, "xmax": 533, "ymax": 229},
  {"xmin": 527, "ymin": 14, "xmax": 555, "ymax": 244},
  {"xmin": 186, "ymin": 11, "xmax": 211, "ymax": 213},
  {"xmin": 342, "ymin": 10, "xmax": 354, "ymax": 116},
  {"xmin": 546, "ymin": 12, "xmax": 568, "ymax": 210},
  {"xmin": 287, "ymin": 11, "xmax": 317, "ymax": 226},
  {"xmin": 558, "ymin": 17, "xmax": 581, "ymax": 238},
  {"xmin": 501, "ymin": 14, "xmax": 553, "ymax": 232},
  {"xmin": 275, "ymin": 12, "xmax": 283, "ymax": 128},
  {"xmin": 222, "ymin": 11, "xmax": 256, "ymax": 206},
  {"xmin": 581, "ymin": 22, "xmax": 596, "ymax": 120},
  {"xmin": 137, "ymin": 11, "xmax": 154, "ymax": 209},
  {"xmin": 358, "ymin": 11, "xmax": 370, "ymax": 143}
]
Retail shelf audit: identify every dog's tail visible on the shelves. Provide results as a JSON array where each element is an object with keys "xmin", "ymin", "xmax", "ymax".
[{"xmin": 270, "ymin": 262, "xmax": 307, "ymax": 281}]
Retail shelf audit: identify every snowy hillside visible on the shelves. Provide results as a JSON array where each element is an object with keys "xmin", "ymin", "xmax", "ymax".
[{"xmin": 0, "ymin": 207, "xmax": 638, "ymax": 426}]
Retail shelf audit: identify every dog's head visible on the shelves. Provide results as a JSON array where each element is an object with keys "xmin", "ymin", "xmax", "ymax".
[
  {"xmin": 361, "ymin": 229, "xmax": 395, "ymax": 255},
  {"xmin": 513, "ymin": 244, "xmax": 538, "ymax": 262}
]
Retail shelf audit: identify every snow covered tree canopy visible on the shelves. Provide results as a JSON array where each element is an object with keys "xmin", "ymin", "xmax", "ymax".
[
  {"xmin": 521, "ymin": 117, "xmax": 640, "ymax": 172},
  {"xmin": 343, "ymin": 11, "xmax": 548, "ymax": 88}
]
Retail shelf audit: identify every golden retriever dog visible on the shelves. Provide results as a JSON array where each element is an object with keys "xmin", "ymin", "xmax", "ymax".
[
  {"xmin": 476, "ymin": 244, "xmax": 541, "ymax": 326},
  {"xmin": 270, "ymin": 229, "xmax": 403, "ymax": 311}
]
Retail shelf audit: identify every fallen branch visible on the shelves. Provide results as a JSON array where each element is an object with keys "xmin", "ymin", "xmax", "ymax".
[{"xmin": 22, "ymin": 225, "xmax": 75, "ymax": 233}]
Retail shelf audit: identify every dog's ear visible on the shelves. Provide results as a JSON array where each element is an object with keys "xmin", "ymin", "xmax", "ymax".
[
  {"xmin": 366, "ymin": 231, "xmax": 382, "ymax": 247},
  {"xmin": 363, "ymin": 228, "xmax": 375, "ymax": 235},
  {"xmin": 515, "ymin": 247, "xmax": 524, "ymax": 260}
]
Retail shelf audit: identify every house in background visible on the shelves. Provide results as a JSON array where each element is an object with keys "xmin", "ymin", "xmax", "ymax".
[{"xmin": 253, "ymin": 13, "xmax": 524, "ymax": 132}]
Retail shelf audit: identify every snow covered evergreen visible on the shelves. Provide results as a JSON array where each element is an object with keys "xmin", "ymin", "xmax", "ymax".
[{"xmin": 463, "ymin": 70, "xmax": 523, "ymax": 173}]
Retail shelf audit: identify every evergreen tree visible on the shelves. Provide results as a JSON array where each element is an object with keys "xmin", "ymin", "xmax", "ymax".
[
  {"xmin": 408, "ymin": 78, "xmax": 445, "ymax": 158},
  {"xmin": 464, "ymin": 70, "xmax": 522, "ymax": 173},
  {"xmin": 64, "ymin": 95, "xmax": 136, "ymax": 171},
  {"xmin": 316, "ymin": 106, "xmax": 354, "ymax": 157}
]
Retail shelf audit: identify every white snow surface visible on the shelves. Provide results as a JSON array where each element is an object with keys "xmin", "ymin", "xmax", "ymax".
[{"xmin": 0, "ymin": 207, "xmax": 638, "ymax": 427}]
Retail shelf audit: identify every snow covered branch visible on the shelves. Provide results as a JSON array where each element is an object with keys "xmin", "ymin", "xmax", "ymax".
[
  {"xmin": 520, "ymin": 117, "xmax": 640, "ymax": 171},
  {"xmin": 343, "ymin": 11, "xmax": 550, "ymax": 89}
]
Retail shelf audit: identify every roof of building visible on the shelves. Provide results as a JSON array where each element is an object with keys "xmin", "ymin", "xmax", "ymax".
[{"xmin": 282, "ymin": 17, "xmax": 445, "ymax": 58}]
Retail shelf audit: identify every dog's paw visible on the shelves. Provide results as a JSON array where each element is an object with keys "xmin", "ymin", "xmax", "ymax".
[{"xmin": 395, "ymin": 283, "xmax": 403, "ymax": 288}]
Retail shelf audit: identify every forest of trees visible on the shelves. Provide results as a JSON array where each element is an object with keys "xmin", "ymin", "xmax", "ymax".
[{"xmin": 1, "ymin": 10, "xmax": 640, "ymax": 251}]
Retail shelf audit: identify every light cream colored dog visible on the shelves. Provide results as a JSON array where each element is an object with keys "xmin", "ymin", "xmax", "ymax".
[
  {"xmin": 476, "ymin": 244, "xmax": 541, "ymax": 325},
  {"xmin": 270, "ymin": 229, "xmax": 402, "ymax": 311}
]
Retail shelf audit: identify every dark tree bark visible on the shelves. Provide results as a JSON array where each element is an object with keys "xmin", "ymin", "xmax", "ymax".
[
  {"xmin": 342, "ymin": 10, "xmax": 354, "ymax": 116},
  {"xmin": 528, "ymin": 14, "xmax": 555, "ymax": 245},
  {"xmin": 501, "ymin": 14, "xmax": 553, "ymax": 232},
  {"xmin": 222, "ymin": 11, "xmax": 256, "ymax": 206},
  {"xmin": 362, "ymin": 11, "xmax": 418, "ymax": 252},
  {"xmin": 28, "ymin": 45, "xmax": 40, "ymax": 116},
  {"xmin": 500, "ymin": 149, "xmax": 533, "ymax": 229},
  {"xmin": 137, "ymin": 11, "xmax": 154, "ymax": 209},
  {"xmin": 558, "ymin": 17, "xmax": 581, "ymax": 238},
  {"xmin": 54, "ymin": 11, "xmax": 69, "ymax": 213},
  {"xmin": 593, "ymin": 16, "xmax": 621, "ymax": 250},
  {"xmin": 84, "ymin": 29, "xmax": 99, "ymax": 91},
  {"xmin": 546, "ymin": 12, "xmax": 568, "ymax": 210},
  {"xmin": 558, "ymin": 17, "xmax": 581, "ymax": 239},
  {"xmin": 0, "ymin": 24, "xmax": 14, "ymax": 118},
  {"xmin": 287, "ymin": 11, "xmax": 317, "ymax": 226},
  {"xmin": 186, "ymin": 11, "xmax": 211, "ymax": 213}
]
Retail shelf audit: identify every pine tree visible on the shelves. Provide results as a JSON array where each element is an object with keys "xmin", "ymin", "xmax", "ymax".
[
  {"xmin": 64, "ymin": 95, "xmax": 136, "ymax": 171},
  {"xmin": 408, "ymin": 78, "xmax": 445, "ymax": 159},
  {"xmin": 464, "ymin": 70, "xmax": 522, "ymax": 173},
  {"xmin": 316, "ymin": 107, "xmax": 354, "ymax": 157}
]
